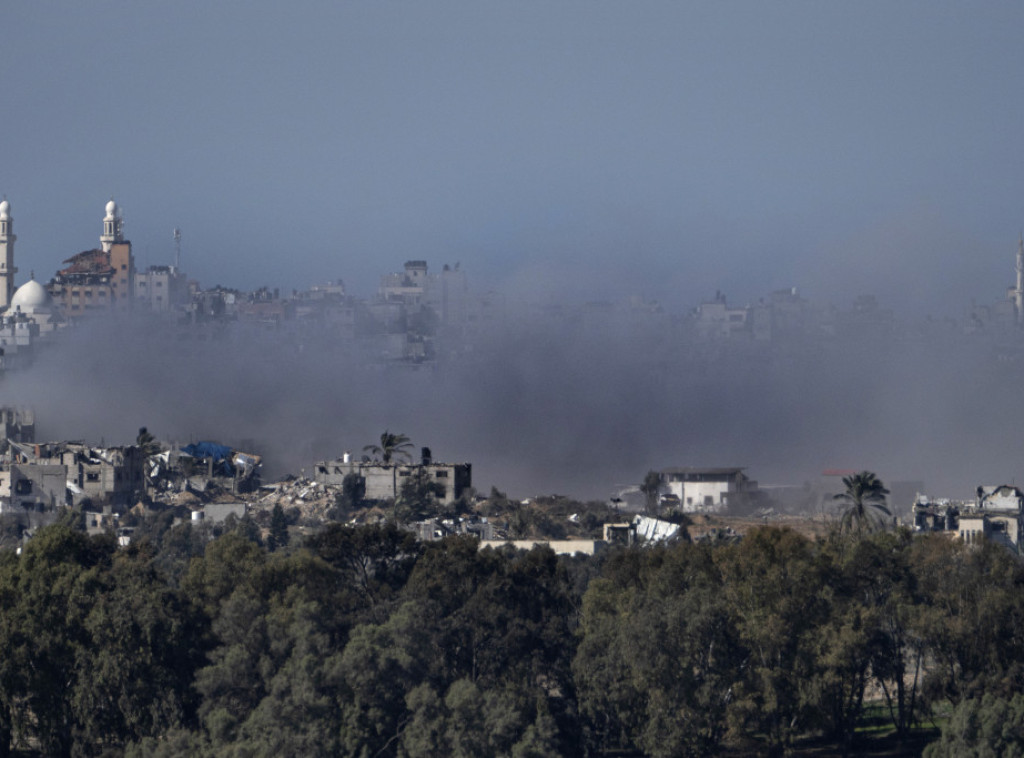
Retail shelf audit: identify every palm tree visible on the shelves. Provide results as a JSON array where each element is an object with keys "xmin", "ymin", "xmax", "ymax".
[
  {"xmin": 363, "ymin": 431, "xmax": 413, "ymax": 464},
  {"xmin": 135, "ymin": 427, "xmax": 161, "ymax": 458},
  {"xmin": 364, "ymin": 431, "xmax": 414, "ymax": 501},
  {"xmin": 833, "ymin": 471, "xmax": 891, "ymax": 534}
]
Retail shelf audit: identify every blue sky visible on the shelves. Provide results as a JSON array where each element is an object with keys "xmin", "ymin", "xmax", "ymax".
[{"xmin": 3, "ymin": 2, "xmax": 1024, "ymax": 314}]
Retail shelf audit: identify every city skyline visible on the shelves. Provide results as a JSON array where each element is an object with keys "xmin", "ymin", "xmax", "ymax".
[{"xmin": 2, "ymin": 2, "xmax": 1024, "ymax": 315}]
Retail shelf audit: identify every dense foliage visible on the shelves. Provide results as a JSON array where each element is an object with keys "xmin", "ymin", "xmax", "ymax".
[{"xmin": 2, "ymin": 517, "xmax": 1024, "ymax": 756}]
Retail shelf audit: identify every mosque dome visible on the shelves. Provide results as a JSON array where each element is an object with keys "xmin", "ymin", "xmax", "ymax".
[
  {"xmin": 0, "ymin": 200, "xmax": 8, "ymax": 220},
  {"xmin": 10, "ymin": 279, "xmax": 52, "ymax": 314},
  {"xmin": 105, "ymin": 199, "xmax": 117, "ymax": 218}
]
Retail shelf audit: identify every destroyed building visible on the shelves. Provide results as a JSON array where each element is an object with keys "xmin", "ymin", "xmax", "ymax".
[
  {"xmin": 174, "ymin": 441, "xmax": 262, "ymax": 494},
  {"xmin": 0, "ymin": 407, "xmax": 34, "ymax": 443},
  {"xmin": 6, "ymin": 441, "xmax": 145, "ymax": 508},
  {"xmin": 313, "ymin": 448, "xmax": 471, "ymax": 504},
  {"xmin": 914, "ymin": 485, "xmax": 1024, "ymax": 553},
  {"xmin": 0, "ymin": 462, "xmax": 68, "ymax": 526}
]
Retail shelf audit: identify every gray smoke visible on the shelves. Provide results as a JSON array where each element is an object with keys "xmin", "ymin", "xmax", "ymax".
[{"xmin": 2, "ymin": 302, "xmax": 1020, "ymax": 504}]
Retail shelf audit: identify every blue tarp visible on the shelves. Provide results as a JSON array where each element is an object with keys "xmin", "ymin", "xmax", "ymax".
[
  {"xmin": 180, "ymin": 441, "xmax": 234, "ymax": 477},
  {"xmin": 180, "ymin": 441, "xmax": 233, "ymax": 461}
]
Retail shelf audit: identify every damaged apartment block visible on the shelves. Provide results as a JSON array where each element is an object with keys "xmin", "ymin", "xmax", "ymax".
[
  {"xmin": 0, "ymin": 407, "xmax": 34, "ymax": 444},
  {"xmin": 173, "ymin": 441, "xmax": 263, "ymax": 495},
  {"xmin": 0, "ymin": 439, "xmax": 144, "ymax": 531},
  {"xmin": 313, "ymin": 447, "xmax": 471, "ymax": 504},
  {"xmin": 9, "ymin": 441, "xmax": 145, "ymax": 509},
  {"xmin": 914, "ymin": 485, "xmax": 1024, "ymax": 553}
]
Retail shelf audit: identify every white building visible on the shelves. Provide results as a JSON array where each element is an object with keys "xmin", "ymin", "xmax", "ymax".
[
  {"xmin": 660, "ymin": 467, "xmax": 762, "ymax": 513},
  {"xmin": 7, "ymin": 278, "xmax": 59, "ymax": 332}
]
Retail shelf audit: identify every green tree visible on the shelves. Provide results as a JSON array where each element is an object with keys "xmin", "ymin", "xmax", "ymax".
[
  {"xmin": 73, "ymin": 545, "xmax": 208, "ymax": 751},
  {"xmin": 909, "ymin": 535, "xmax": 1024, "ymax": 708},
  {"xmin": 189, "ymin": 549, "xmax": 351, "ymax": 753},
  {"xmin": 2, "ymin": 526, "xmax": 112, "ymax": 758},
  {"xmin": 338, "ymin": 601, "xmax": 433, "ymax": 756},
  {"xmin": 833, "ymin": 471, "xmax": 891, "ymax": 534},
  {"xmin": 331, "ymin": 472, "xmax": 366, "ymax": 518},
  {"xmin": 845, "ymin": 529, "xmax": 926, "ymax": 737},
  {"xmin": 574, "ymin": 543, "xmax": 742, "ymax": 757},
  {"xmin": 924, "ymin": 693, "xmax": 1024, "ymax": 757},
  {"xmin": 266, "ymin": 504, "xmax": 289, "ymax": 552},
  {"xmin": 364, "ymin": 430, "xmax": 414, "ymax": 464},
  {"xmin": 396, "ymin": 469, "xmax": 446, "ymax": 522},
  {"xmin": 715, "ymin": 527, "xmax": 826, "ymax": 755},
  {"xmin": 306, "ymin": 523, "xmax": 421, "ymax": 617}
]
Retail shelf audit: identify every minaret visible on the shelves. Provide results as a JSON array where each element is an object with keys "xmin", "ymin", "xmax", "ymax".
[
  {"xmin": 1016, "ymin": 234, "xmax": 1024, "ymax": 325},
  {"xmin": 100, "ymin": 198, "xmax": 123, "ymax": 253},
  {"xmin": 0, "ymin": 198, "xmax": 17, "ymax": 309}
]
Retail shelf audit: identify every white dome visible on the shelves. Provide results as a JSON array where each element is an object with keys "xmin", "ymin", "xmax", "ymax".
[
  {"xmin": 105, "ymin": 199, "xmax": 117, "ymax": 218},
  {"xmin": 0, "ymin": 200, "xmax": 8, "ymax": 220},
  {"xmin": 10, "ymin": 280, "xmax": 52, "ymax": 314}
]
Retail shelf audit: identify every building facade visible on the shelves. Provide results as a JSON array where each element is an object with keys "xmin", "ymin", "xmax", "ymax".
[
  {"xmin": 135, "ymin": 265, "xmax": 188, "ymax": 312},
  {"xmin": 660, "ymin": 467, "xmax": 763, "ymax": 513},
  {"xmin": 313, "ymin": 451, "xmax": 471, "ymax": 504},
  {"xmin": 50, "ymin": 200, "xmax": 135, "ymax": 316}
]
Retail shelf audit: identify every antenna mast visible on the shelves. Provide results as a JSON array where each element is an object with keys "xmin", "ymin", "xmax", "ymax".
[{"xmin": 173, "ymin": 227, "xmax": 181, "ymax": 271}]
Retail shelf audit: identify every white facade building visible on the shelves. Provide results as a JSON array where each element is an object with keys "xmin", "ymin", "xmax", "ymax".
[{"xmin": 661, "ymin": 467, "xmax": 761, "ymax": 513}]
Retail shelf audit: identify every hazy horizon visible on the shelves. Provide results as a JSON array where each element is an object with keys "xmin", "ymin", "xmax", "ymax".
[
  {"xmin": 4, "ymin": 2, "xmax": 1024, "ymax": 504},
  {"xmin": 2, "ymin": 2, "xmax": 1024, "ymax": 318}
]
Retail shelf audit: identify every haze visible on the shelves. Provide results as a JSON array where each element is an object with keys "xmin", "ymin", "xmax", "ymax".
[{"xmin": 2, "ymin": 2, "xmax": 1024, "ymax": 500}]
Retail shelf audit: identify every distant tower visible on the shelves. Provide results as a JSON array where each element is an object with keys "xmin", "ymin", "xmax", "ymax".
[
  {"xmin": 100, "ymin": 198, "xmax": 124, "ymax": 253},
  {"xmin": 173, "ymin": 227, "xmax": 181, "ymax": 271},
  {"xmin": 1016, "ymin": 234, "xmax": 1024, "ymax": 325},
  {"xmin": 0, "ymin": 198, "xmax": 17, "ymax": 309}
]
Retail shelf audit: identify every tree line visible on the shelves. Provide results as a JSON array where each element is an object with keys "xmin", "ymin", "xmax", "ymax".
[{"xmin": 0, "ymin": 513, "xmax": 1023, "ymax": 756}]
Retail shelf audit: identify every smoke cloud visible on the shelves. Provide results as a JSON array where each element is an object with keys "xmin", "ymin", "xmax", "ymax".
[{"xmin": 3, "ymin": 295, "xmax": 1021, "ymax": 508}]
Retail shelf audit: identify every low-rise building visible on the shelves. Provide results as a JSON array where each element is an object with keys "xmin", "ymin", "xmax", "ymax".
[
  {"xmin": 660, "ymin": 467, "xmax": 765, "ymax": 513},
  {"xmin": 0, "ymin": 462, "xmax": 68, "ymax": 528},
  {"xmin": 7, "ymin": 441, "xmax": 144, "ymax": 509},
  {"xmin": 0, "ymin": 407, "xmax": 34, "ymax": 443},
  {"xmin": 914, "ymin": 485, "xmax": 1024, "ymax": 553},
  {"xmin": 313, "ymin": 450, "xmax": 471, "ymax": 503}
]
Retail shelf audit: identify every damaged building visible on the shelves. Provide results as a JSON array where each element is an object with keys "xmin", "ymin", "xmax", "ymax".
[
  {"xmin": 0, "ymin": 407, "xmax": 34, "ymax": 443},
  {"xmin": 0, "ymin": 461, "xmax": 68, "ymax": 526},
  {"xmin": 313, "ymin": 448, "xmax": 471, "ymax": 504},
  {"xmin": 48, "ymin": 200, "xmax": 134, "ymax": 317},
  {"xmin": 6, "ymin": 441, "xmax": 145, "ymax": 509},
  {"xmin": 142, "ymin": 441, "xmax": 262, "ymax": 496},
  {"xmin": 914, "ymin": 485, "xmax": 1024, "ymax": 553}
]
